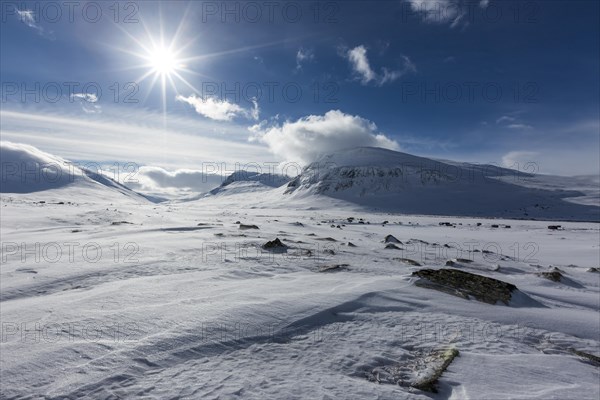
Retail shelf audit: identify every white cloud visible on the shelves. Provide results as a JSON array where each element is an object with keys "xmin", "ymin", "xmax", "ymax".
[
  {"xmin": 71, "ymin": 93, "xmax": 98, "ymax": 103},
  {"xmin": 381, "ymin": 56, "xmax": 417, "ymax": 84},
  {"xmin": 71, "ymin": 93, "xmax": 101, "ymax": 114},
  {"xmin": 249, "ymin": 110, "xmax": 399, "ymax": 164},
  {"xmin": 507, "ymin": 124, "xmax": 534, "ymax": 130},
  {"xmin": 406, "ymin": 0, "xmax": 466, "ymax": 27},
  {"xmin": 496, "ymin": 115, "xmax": 516, "ymax": 124},
  {"xmin": 407, "ymin": 0, "xmax": 490, "ymax": 27},
  {"xmin": 16, "ymin": 10, "xmax": 38, "ymax": 28},
  {"xmin": 501, "ymin": 151, "xmax": 539, "ymax": 169},
  {"xmin": 500, "ymin": 147, "xmax": 599, "ymax": 176},
  {"xmin": 249, "ymin": 98, "xmax": 260, "ymax": 121},
  {"xmin": 495, "ymin": 115, "xmax": 533, "ymax": 130},
  {"xmin": 0, "ymin": 107, "xmax": 275, "ymax": 170},
  {"xmin": 125, "ymin": 166, "xmax": 224, "ymax": 198},
  {"xmin": 296, "ymin": 47, "xmax": 315, "ymax": 70},
  {"xmin": 347, "ymin": 46, "xmax": 377, "ymax": 84},
  {"xmin": 449, "ymin": 12, "xmax": 466, "ymax": 29},
  {"xmin": 16, "ymin": 9, "xmax": 54, "ymax": 39},
  {"xmin": 561, "ymin": 119, "xmax": 600, "ymax": 134},
  {"xmin": 345, "ymin": 46, "xmax": 416, "ymax": 86},
  {"xmin": 176, "ymin": 95, "xmax": 259, "ymax": 122}
]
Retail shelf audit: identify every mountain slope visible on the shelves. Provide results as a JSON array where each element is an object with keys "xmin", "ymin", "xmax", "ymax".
[
  {"xmin": 283, "ymin": 147, "xmax": 599, "ymax": 221},
  {"xmin": 207, "ymin": 171, "xmax": 290, "ymax": 197},
  {"xmin": 0, "ymin": 142, "xmax": 151, "ymax": 202}
]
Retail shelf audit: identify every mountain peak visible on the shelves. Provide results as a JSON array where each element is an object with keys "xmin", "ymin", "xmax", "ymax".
[{"xmin": 310, "ymin": 146, "xmax": 431, "ymax": 168}]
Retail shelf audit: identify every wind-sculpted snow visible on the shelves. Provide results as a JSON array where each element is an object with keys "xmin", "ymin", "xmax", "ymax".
[
  {"xmin": 1, "ymin": 185, "xmax": 599, "ymax": 399},
  {"xmin": 1, "ymin": 144, "xmax": 599, "ymax": 399}
]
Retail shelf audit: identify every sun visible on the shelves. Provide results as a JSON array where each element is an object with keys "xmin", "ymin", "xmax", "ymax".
[
  {"xmin": 116, "ymin": 33, "xmax": 198, "ymax": 128},
  {"xmin": 110, "ymin": 10, "xmax": 284, "ymax": 124},
  {"xmin": 147, "ymin": 45, "xmax": 180, "ymax": 76},
  {"xmin": 111, "ymin": 28, "xmax": 202, "ymax": 124},
  {"xmin": 110, "ymin": 22, "xmax": 201, "ymax": 106}
]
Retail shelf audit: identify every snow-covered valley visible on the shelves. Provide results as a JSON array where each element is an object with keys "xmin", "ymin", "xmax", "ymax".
[
  {"xmin": 1, "ymin": 143, "xmax": 599, "ymax": 399},
  {"xmin": 3, "ymin": 0, "xmax": 599, "ymax": 396}
]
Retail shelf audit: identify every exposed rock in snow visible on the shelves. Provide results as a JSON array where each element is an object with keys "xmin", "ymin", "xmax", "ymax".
[{"xmin": 412, "ymin": 268, "xmax": 517, "ymax": 305}]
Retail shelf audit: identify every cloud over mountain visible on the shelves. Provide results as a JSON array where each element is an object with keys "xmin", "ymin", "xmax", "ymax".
[{"xmin": 249, "ymin": 110, "xmax": 399, "ymax": 164}]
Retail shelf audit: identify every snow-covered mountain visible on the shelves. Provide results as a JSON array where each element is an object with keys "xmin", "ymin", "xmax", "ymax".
[
  {"xmin": 0, "ymin": 142, "xmax": 152, "ymax": 202},
  {"xmin": 207, "ymin": 170, "xmax": 290, "ymax": 196},
  {"xmin": 283, "ymin": 147, "xmax": 599, "ymax": 221},
  {"xmin": 3, "ymin": 143, "xmax": 598, "ymax": 221}
]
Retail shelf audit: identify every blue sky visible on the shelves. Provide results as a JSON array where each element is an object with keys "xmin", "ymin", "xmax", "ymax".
[{"xmin": 1, "ymin": 0, "xmax": 599, "ymax": 182}]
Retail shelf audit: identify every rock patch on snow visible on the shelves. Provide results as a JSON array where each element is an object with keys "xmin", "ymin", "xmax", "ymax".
[{"xmin": 412, "ymin": 268, "xmax": 517, "ymax": 305}]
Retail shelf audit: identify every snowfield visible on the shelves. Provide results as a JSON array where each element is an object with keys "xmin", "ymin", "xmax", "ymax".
[{"xmin": 1, "ymin": 143, "xmax": 599, "ymax": 399}]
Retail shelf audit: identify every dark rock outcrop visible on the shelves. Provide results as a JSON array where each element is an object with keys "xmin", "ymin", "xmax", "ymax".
[
  {"xmin": 318, "ymin": 264, "xmax": 349, "ymax": 272},
  {"xmin": 412, "ymin": 268, "xmax": 517, "ymax": 305},
  {"xmin": 262, "ymin": 238, "xmax": 287, "ymax": 250},
  {"xmin": 239, "ymin": 224, "xmax": 259, "ymax": 230},
  {"xmin": 537, "ymin": 271, "xmax": 563, "ymax": 282},
  {"xmin": 394, "ymin": 258, "xmax": 422, "ymax": 266},
  {"xmin": 384, "ymin": 235, "xmax": 402, "ymax": 244}
]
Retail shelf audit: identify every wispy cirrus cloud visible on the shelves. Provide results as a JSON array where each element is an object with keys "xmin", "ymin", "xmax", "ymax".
[
  {"xmin": 15, "ymin": 9, "xmax": 54, "ymax": 40},
  {"xmin": 406, "ymin": 0, "xmax": 462, "ymax": 24},
  {"xmin": 507, "ymin": 123, "xmax": 534, "ymax": 130},
  {"xmin": 496, "ymin": 115, "xmax": 516, "ymax": 124},
  {"xmin": 405, "ymin": 0, "xmax": 493, "ymax": 28},
  {"xmin": 345, "ymin": 45, "xmax": 416, "ymax": 86},
  {"xmin": 71, "ymin": 93, "xmax": 101, "ymax": 114},
  {"xmin": 176, "ymin": 95, "xmax": 259, "ymax": 122},
  {"xmin": 0, "ymin": 106, "xmax": 274, "ymax": 170},
  {"xmin": 496, "ymin": 115, "xmax": 533, "ymax": 130},
  {"xmin": 295, "ymin": 47, "xmax": 315, "ymax": 70}
]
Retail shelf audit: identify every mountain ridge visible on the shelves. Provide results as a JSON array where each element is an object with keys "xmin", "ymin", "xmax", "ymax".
[{"xmin": 280, "ymin": 147, "xmax": 599, "ymax": 221}]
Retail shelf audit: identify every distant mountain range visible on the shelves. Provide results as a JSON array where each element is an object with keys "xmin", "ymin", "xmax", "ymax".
[{"xmin": 2, "ymin": 142, "xmax": 598, "ymax": 221}]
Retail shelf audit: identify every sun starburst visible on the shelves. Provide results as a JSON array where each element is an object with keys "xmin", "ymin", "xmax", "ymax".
[
  {"xmin": 145, "ymin": 44, "xmax": 181, "ymax": 76},
  {"xmin": 108, "ymin": 6, "xmax": 297, "ymax": 127}
]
